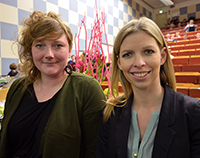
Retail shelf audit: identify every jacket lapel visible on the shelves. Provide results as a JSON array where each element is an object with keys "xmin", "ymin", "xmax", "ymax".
[
  {"xmin": 115, "ymin": 93, "xmax": 133, "ymax": 158},
  {"xmin": 152, "ymin": 83, "xmax": 176, "ymax": 158}
]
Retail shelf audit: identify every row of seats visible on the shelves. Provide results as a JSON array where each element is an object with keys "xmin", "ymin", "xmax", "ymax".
[
  {"xmin": 174, "ymin": 64, "xmax": 200, "ymax": 72},
  {"xmin": 162, "ymin": 23, "xmax": 200, "ymax": 98},
  {"xmin": 162, "ymin": 27, "xmax": 200, "ymax": 36},
  {"xmin": 168, "ymin": 39, "xmax": 200, "ymax": 46},
  {"xmin": 171, "ymin": 49, "xmax": 200, "ymax": 56},
  {"xmin": 172, "ymin": 55, "xmax": 200, "ymax": 65},
  {"xmin": 169, "ymin": 43, "xmax": 200, "ymax": 51},
  {"xmin": 176, "ymin": 83, "xmax": 200, "ymax": 98}
]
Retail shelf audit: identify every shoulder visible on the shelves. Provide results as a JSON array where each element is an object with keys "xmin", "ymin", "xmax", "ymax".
[
  {"xmin": 69, "ymin": 72, "xmax": 100, "ymax": 86},
  {"xmin": 164, "ymin": 83, "xmax": 200, "ymax": 110},
  {"xmin": 175, "ymin": 91, "xmax": 200, "ymax": 112},
  {"xmin": 9, "ymin": 77, "xmax": 26, "ymax": 89}
]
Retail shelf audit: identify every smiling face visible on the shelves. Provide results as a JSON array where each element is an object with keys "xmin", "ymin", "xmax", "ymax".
[
  {"xmin": 32, "ymin": 34, "xmax": 71, "ymax": 78},
  {"xmin": 117, "ymin": 31, "xmax": 167, "ymax": 91}
]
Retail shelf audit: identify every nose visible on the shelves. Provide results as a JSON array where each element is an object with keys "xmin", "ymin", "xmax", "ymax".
[
  {"xmin": 133, "ymin": 54, "xmax": 145, "ymax": 67},
  {"xmin": 45, "ymin": 47, "xmax": 54, "ymax": 59}
]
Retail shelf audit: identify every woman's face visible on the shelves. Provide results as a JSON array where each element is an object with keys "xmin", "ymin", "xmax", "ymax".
[
  {"xmin": 117, "ymin": 31, "xmax": 166, "ymax": 91},
  {"xmin": 32, "ymin": 34, "xmax": 71, "ymax": 78}
]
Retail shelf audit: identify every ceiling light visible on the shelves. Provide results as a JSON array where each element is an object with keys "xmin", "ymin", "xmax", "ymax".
[
  {"xmin": 159, "ymin": 9, "xmax": 163, "ymax": 14},
  {"xmin": 160, "ymin": 0, "xmax": 174, "ymax": 6}
]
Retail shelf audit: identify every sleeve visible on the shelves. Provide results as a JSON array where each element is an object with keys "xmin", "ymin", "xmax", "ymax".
[
  {"xmin": 81, "ymin": 78, "xmax": 106, "ymax": 158},
  {"xmin": 190, "ymin": 100, "xmax": 200, "ymax": 158},
  {"xmin": 184, "ymin": 25, "xmax": 188, "ymax": 30},
  {"xmin": 95, "ymin": 116, "xmax": 109, "ymax": 158}
]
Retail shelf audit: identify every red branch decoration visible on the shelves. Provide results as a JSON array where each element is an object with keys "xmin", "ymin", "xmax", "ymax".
[{"xmin": 74, "ymin": 0, "xmax": 112, "ymax": 97}]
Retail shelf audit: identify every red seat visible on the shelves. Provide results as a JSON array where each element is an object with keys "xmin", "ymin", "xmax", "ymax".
[
  {"xmin": 173, "ymin": 65, "xmax": 182, "ymax": 72},
  {"xmin": 189, "ymin": 39, "xmax": 200, "ymax": 44},
  {"xmin": 184, "ymin": 44, "xmax": 200, "ymax": 50},
  {"xmin": 195, "ymin": 49, "xmax": 200, "ymax": 55},
  {"xmin": 175, "ymin": 72, "xmax": 200, "ymax": 84},
  {"xmin": 169, "ymin": 45, "xmax": 184, "ymax": 51},
  {"xmin": 176, "ymin": 40, "xmax": 189, "ymax": 45},
  {"xmin": 190, "ymin": 55, "xmax": 200, "ymax": 64},
  {"xmin": 177, "ymin": 87, "xmax": 189, "ymax": 96},
  {"xmin": 189, "ymin": 88, "xmax": 200, "ymax": 98},
  {"xmin": 182, "ymin": 64, "xmax": 200, "ymax": 72},
  {"xmin": 179, "ymin": 49, "xmax": 195, "ymax": 56},
  {"xmin": 172, "ymin": 56, "xmax": 190, "ymax": 65}
]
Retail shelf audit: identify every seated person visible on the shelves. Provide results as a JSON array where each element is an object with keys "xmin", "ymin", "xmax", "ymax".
[
  {"xmin": 7, "ymin": 63, "xmax": 18, "ymax": 77},
  {"xmin": 68, "ymin": 55, "xmax": 76, "ymax": 71},
  {"xmin": 184, "ymin": 20, "xmax": 197, "ymax": 32},
  {"xmin": 196, "ymin": 33, "xmax": 200, "ymax": 39}
]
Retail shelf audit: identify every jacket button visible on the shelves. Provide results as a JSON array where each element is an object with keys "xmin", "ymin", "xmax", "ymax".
[{"xmin": 134, "ymin": 153, "xmax": 138, "ymax": 157}]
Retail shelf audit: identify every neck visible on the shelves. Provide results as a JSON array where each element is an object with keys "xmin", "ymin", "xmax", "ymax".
[
  {"xmin": 132, "ymin": 82, "xmax": 164, "ymax": 111},
  {"xmin": 36, "ymin": 72, "xmax": 68, "ymax": 89}
]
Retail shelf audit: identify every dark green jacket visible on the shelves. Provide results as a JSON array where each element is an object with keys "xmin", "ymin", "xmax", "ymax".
[{"xmin": 0, "ymin": 72, "xmax": 106, "ymax": 158}]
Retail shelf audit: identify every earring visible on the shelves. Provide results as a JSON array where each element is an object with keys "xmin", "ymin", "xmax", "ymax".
[{"xmin": 65, "ymin": 64, "xmax": 72, "ymax": 75}]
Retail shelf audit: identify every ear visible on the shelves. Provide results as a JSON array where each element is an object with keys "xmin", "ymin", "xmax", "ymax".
[
  {"xmin": 160, "ymin": 47, "xmax": 167, "ymax": 65},
  {"xmin": 68, "ymin": 48, "xmax": 72, "ymax": 59},
  {"xmin": 117, "ymin": 56, "xmax": 122, "ymax": 70}
]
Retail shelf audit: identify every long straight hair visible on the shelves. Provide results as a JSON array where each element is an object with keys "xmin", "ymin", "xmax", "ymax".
[{"xmin": 103, "ymin": 17, "xmax": 176, "ymax": 122}]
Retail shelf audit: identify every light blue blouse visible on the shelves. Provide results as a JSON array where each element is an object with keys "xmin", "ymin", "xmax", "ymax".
[{"xmin": 128, "ymin": 109, "xmax": 160, "ymax": 158}]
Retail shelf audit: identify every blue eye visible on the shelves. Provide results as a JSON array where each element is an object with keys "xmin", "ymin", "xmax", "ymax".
[
  {"xmin": 122, "ymin": 52, "xmax": 131, "ymax": 58},
  {"xmin": 144, "ymin": 49, "xmax": 154, "ymax": 54},
  {"xmin": 36, "ymin": 44, "xmax": 43, "ymax": 48},
  {"xmin": 56, "ymin": 44, "xmax": 62, "ymax": 48}
]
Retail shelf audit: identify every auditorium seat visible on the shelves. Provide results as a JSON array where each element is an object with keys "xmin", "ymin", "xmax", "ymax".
[
  {"xmin": 173, "ymin": 65, "xmax": 182, "ymax": 72},
  {"xmin": 189, "ymin": 39, "xmax": 200, "ymax": 44},
  {"xmin": 167, "ymin": 41, "xmax": 175, "ymax": 46},
  {"xmin": 189, "ymin": 88, "xmax": 200, "ymax": 98},
  {"xmin": 169, "ymin": 45, "xmax": 184, "ymax": 51},
  {"xmin": 184, "ymin": 43, "xmax": 200, "ymax": 50},
  {"xmin": 195, "ymin": 48, "xmax": 200, "ymax": 55},
  {"xmin": 179, "ymin": 49, "xmax": 195, "ymax": 56},
  {"xmin": 182, "ymin": 64, "xmax": 200, "ymax": 72},
  {"xmin": 176, "ymin": 40, "xmax": 189, "ymax": 45},
  {"xmin": 175, "ymin": 72, "xmax": 200, "ymax": 84},
  {"xmin": 172, "ymin": 56, "xmax": 190, "ymax": 65},
  {"xmin": 190, "ymin": 55, "xmax": 200, "ymax": 64}
]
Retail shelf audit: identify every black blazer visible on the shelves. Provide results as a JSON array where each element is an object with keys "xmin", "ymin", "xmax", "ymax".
[{"xmin": 96, "ymin": 83, "xmax": 200, "ymax": 158}]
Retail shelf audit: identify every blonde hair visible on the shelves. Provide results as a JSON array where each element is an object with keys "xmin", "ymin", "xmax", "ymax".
[
  {"xmin": 104, "ymin": 17, "xmax": 176, "ymax": 122},
  {"xmin": 18, "ymin": 11, "xmax": 73, "ymax": 88}
]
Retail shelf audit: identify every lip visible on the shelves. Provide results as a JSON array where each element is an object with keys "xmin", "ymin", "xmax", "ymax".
[
  {"xmin": 43, "ymin": 62, "xmax": 57, "ymax": 65},
  {"xmin": 130, "ymin": 71, "xmax": 151, "ymax": 80}
]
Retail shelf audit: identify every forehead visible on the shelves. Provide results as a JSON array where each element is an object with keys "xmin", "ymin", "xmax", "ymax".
[
  {"xmin": 34, "ymin": 34, "xmax": 68, "ymax": 43},
  {"xmin": 121, "ymin": 31, "xmax": 157, "ymax": 47}
]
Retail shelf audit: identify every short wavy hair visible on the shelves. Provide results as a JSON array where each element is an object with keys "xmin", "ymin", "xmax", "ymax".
[{"xmin": 18, "ymin": 10, "xmax": 73, "ymax": 84}]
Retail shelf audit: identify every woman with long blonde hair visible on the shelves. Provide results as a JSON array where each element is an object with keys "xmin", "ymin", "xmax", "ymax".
[{"xmin": 96, "ymin": 17, "xmax": 200, "ymax": 158}]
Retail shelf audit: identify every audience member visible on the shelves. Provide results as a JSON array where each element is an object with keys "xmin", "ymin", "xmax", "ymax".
[
  {"xmin": 184, "ymin": 19, "xmax": 197, "ymax": 32},
  {"xmin": 175, "ymin": 31, "xmax": 181, "ymax": 38},
  {"xmin": 166, "ymin": 34, "xmax": 171, "ymax": 42},
  {"xmin": 169, "ymin": 23, "xmax": 175, "ymax": 30},
  {"xmin": 183, "ymin": 34, "xmax": 188, "ymax": 40},
  {"xmin": 173, "ymin": 17, "xmax": 179, "ymax": 26},
  {"xmin": 7, "ymin": 63, "xmax": 18, "ymax": 77},
  {"xmin": 177, "ymin": 22, "xmax": 182, "ymax": 28},
  {"xmin": 68, "ymin": 54, "xmax": 76, "ymax": 64},
  {"xmin": 68, "ymin": 55, "xmax": 76, "ymax": 71},
  {"xmin": 0, "ymin": 11, "xmax": 106, "ymax": 158},
  {"xmin": 182, "ymin": 18, "xmax": 187, "ymax": 26},
  {"xmin": 196, "ymin": 33, "xmax": 200, "ymax": 39}
]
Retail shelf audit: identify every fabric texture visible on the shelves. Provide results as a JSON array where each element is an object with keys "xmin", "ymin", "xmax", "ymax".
[
  {"xmin": 0, "ymin": 72, "xmax": 106, "ymax": 158},
  {"xmin": 96, "ymin": 82, "xmax": 200, "ymax": 158}
]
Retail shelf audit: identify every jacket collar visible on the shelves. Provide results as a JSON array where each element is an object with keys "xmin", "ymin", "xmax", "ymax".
[{"xmin": 115, "ymin": 82, "xmax": 177, "ymax": 158}]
